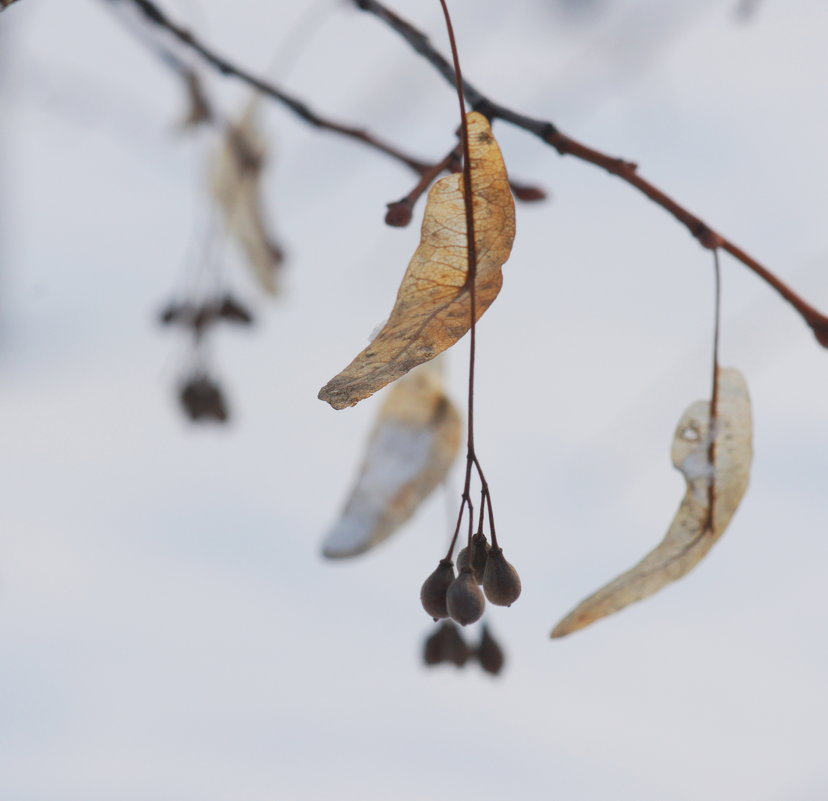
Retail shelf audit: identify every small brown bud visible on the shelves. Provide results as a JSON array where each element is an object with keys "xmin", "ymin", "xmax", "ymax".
[
  {"xmin": 447, "ymin": 568, "xmax": 485, "ymax": 626},
  {"xmin": 476, "ymin": 623, "xmax": 505, "ymax": 676},
  {"xmin": 420, "ymin": 559, "xmax": 455, "ymax": 620},
  {"xmin": 482, "ymin": 546, "xmax": 521, "ymax": 607},
  {"xmin": 511, "ymin": 183, "xmax": 547, "ymax": 202},
  {"xmin": 385, "ymin": 200, "xmax": 413, "ymax": 228}
]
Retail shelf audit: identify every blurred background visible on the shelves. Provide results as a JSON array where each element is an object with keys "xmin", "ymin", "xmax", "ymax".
[{"xmin": 2, "ymin": 0, "xmax": 828, "ymax": 799}]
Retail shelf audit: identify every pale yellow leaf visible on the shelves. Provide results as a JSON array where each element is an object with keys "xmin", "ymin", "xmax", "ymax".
[
  {"xmin": 211, "ymin": 103, "xmax": 284, "ymax": 295},
  {"xmin": 318, "ymin": 111, "xmax": 516, "ymax": 410},
  {"xmin": 551, "ymin": 367, "xmax": 753, "ymax": 638},
  {"xmin": 322, "ymin": 360, "xmax": 462, "ymax": 559}
]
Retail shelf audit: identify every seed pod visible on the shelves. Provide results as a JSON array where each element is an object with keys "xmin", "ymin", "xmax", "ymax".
[
  {"xmin": 219, "ymin": 294, "xmax": 254, "ymax": 325},
  {"xmin": 447, "ymin": 568, "xmax": 485, "ymax": 626},
  {"xmin": 179, "ymin": 375, "xmax": 229, "ymax": 423},
  {"xmin": 482, "ymin": 546, "xmax": 521, "ymax": 607},
  {"xmin": 159, "ymin": 301, "xmax": 200, "ymax": 327},
  {"xmin": 469, "ymin": 531, "xmax": 490, "ymax": 584},
  {"xmin": 420, "ymin": 559, "xmax": 455, "ymax": 621},
  {"xmin": 456, "ymin": 546, "xmax": 470, "ymax": 572},
  {"xmin": 476, "ymin": 623, "xmax": 505, "ymax": 676},
  {"xmin": 422, "ymin": 620, "xmax": 469, "ymax": 668}
]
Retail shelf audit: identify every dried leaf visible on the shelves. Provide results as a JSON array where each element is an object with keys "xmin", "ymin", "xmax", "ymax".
[
  {"xmin": 211, "ymin": 103, "xmax": 284, "ymax": 295},
  {"xmin": 551, "ymin": 367, "xmax": 753, "ymax": 638},
  {"xmin": 321, "ymin": 360, "xmax": 462, "ymax": 559},
  {"xmin": 318, "ymin": 112, "xmax": 515, "ymax": 410}
]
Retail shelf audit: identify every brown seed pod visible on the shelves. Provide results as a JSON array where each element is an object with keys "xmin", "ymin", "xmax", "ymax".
[
  {"xmin": 457, "ymin": 533, "xmax": 489, "ymax": 584},
  {"xmin": 469, "ymin": 531, "xmax": 490, "ymax": 584},
  {"xmin": 179, "ymin": 374, "xmax": 229, "ymax": 423},
  {"xmin": 218, "ymin": 294, "xmax": 254, "ymax": 325},
  {"xmin": 482, "ymin": 546, "xmax": 521, "ymax": 607},
  {"xmin": 476, "ymin": 623, "xmax": 505, "ymax": 676},
  {"xmin": 447, "ymin": 568, "xmax": 486, "ymax": 626},
  {"xmin": 420, "ymin": 559, "xmax": 455, "ymax": 621},
  {"xmin": 423, "ymin": 621, "xmax": 469, "ymax": 668}
]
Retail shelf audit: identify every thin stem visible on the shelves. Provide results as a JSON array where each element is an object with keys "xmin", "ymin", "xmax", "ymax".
[
  {"xmin": 437, "ymin": 0, "xmax": 478, "ymax": 459},
  {"xmin": 437, "ymin": 0, "xmax": 485, "ymax": 555},
  {"xmin": 353, "ymin": 0, "xmax": 828, "ymax": 348},
  {"xmin": 484, "ymin": 489, "xmax": 498, "ymax": 549},
  {"xmin": 385, "ymin": 143, "xmax": 460, "ymax": 225},
  {"xmin": 706, "ymin": 249, "xmax": 722, "ymax": 534}
]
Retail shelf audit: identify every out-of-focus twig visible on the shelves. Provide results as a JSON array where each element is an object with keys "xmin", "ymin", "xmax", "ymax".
[
  {"xmin": 353, "ymin": 0, "xmax": 828, "ymax": 347},
  {"xmin": 108, "ymin": 0, "xmax": 431, "ymax": 173},
  {"xmin": 1, "ymin": 0, "xmax": 24, "ymax": 11}
]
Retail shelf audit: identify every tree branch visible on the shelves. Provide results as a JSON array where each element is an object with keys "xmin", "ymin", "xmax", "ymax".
[
  {"xmin": 353, "ymin": 0, "xmax": 828, "ymax": 347},
  {"xmin": 0, "ymin": 0, "xmax": 24, "ymax": 10},
  {"xmin": 112, "ymin": 0, "xmax": 430, "ymax": 174}
]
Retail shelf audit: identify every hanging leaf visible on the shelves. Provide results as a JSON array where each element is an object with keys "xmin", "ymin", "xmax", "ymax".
[
  {"xmin": 551, "ymin": 367, "xmax": 753, "ymax": 638},
  {"xmin": 318, "ymin": 111, "xmax": 515, "ymax": 410},
  {"xmin": 211, "ymin": 102, "xmax": 285, "ymax": 295},
  {"xmin": 321, "ymin": 360, "xmax": 462, "ymax": 559}
]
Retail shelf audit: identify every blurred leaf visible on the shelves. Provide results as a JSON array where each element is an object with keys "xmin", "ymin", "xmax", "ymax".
[
  {"xmin": 211, "ymin": 103, "xmax": 284, "ymax": 294},
  {"xmin": 552, "ymin": 367, "xmax": 753, "ymax": 638},
  {"xmin": 322, "ymin": 360, "xmax": 462, "ymax": 559},
  {"xmin": 318, "ymin": 111, "xmax": 515, "ymax": 409}
]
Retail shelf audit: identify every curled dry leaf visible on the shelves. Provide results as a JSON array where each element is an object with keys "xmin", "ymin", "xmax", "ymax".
[
  {"xmin": 321, "ymin": 360, "xmax": 462, "ymax": 559},
  {"xmin": 551, "ymin": 367, "xmax": 753, "ymax": 638},
  {"xmin": 211, "ymin": 102, "xmax": 284, "ymax": 295},
  {"xmin": 318, "ymin": 112, "xmax": 515, "ymax": 410}
]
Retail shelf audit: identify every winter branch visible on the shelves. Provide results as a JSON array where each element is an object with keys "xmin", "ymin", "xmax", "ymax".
[
  {"xmin": 353, "ymin": 0, "xmax": 828, "ymax": 347},
  {"xmin": 112, "ymin": 0, "xmax": 430, "ymax": 174}
]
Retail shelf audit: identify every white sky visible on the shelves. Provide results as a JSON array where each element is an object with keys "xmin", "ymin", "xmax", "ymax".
[{"xmin": 2, "ymin": 1, "xmax": 828, "ymax": 799}]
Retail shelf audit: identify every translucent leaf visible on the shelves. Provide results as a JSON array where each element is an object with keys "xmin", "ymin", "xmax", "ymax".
[
  {"xmin": 551, "ymin": 367, "xmax": 753, "ymax": 638},
  {"xmin": 321, "ymin": 360, "xmax": 462, "ymax": 559},
  {"xmin": 211, "ymin": 103, "xmax": 284, "ymax": 294},
  {"xmin": 318, "ymin": 112, "xmax": 515, "ymax": 410}
]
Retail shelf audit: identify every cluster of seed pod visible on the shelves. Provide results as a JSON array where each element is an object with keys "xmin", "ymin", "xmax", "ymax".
[
  {"xmin": 159, "ymin": 293, "xmax": 254, "ymax": 335},
  {"xmin": 159, "ymin": 292, "xmax": 254, "ymax": 424},
  {"xmin": 423, "ymin": 620, "xmax": 505, "ymax": 675},
  {"xmin": 420, "ymin": 530, "xmax": 521, "ymax": 626}
]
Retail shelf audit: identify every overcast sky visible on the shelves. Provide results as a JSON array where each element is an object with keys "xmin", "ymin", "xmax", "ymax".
[{"xmin": 2, "ymin": 1, "xmax": 828, "ymax": 799}]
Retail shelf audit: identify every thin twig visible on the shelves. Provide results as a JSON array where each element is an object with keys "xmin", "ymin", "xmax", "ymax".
[
  {"xmin": 110, "ymin": 0, "xmax": 430, "ymax": 173},
  {"xmin": 353, "ymin": 0, "xmax": 828, "ymax": 348}
]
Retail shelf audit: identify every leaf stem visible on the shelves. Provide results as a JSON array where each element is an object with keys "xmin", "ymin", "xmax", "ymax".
[
  {"xmin": 437, "ymin": 0, "xmax": 484, "ymax": 554},
  {"xmin": 706, "ymin": 249, "xmax": 722, "ymax": 534}
]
